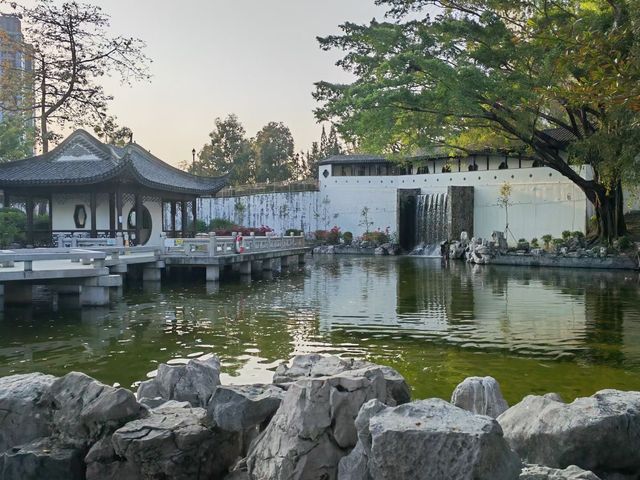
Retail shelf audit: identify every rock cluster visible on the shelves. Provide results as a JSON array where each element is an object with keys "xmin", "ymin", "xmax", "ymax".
[{"xmin": 2, "ymin": 355, "xmax": 640, "ymax": 480}]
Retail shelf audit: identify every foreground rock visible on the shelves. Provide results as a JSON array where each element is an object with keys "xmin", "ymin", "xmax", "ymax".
[
  {"xmin": 136, "ymin": 354, "xmax": 221, "ymax": 407},
  {"xmin": 0, "ymin": 437, "xmax": 85, "ymax": 480},
  {"xmin": 0, "ymin": 373, "xmax": 55, "ymax": 453},
  {"xmin": 451, "ymin": 375, "xmax": 509, "ymax": 418},
  {"xmin": 520, "ymin": 464, "xmax": 601, "ymax": 479},
  {"xmin": 273, "ymin": 354, "xmax": 411, "ymax": 406},
  {"xmin": 47, "ymin": 372, "xmax": 144, "ymax": 448},
  {"xmin": 246, "ymin": 364, "xmax": 402, "ymax": 480},
  {"xmin": 498, "ymin": 389, "xmax": 640, "ymax": 477},
  {"xmin": 0, "ymin": 371, "xmax": 145, "ymax": 480},
  {"xmin": 208, "ymin": 384, "xmax": 285, "ymax": 432},
  {"xmin": 85, "ymin": 404, "xmax": 241, "ymax": 480},
  {"xmin": 339, "ymin": 398, "xmax": 521, "ymax": 480}
]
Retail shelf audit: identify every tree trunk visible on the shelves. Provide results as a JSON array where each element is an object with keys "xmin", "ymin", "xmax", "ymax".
[
  {"xmin": 591, "ymin": 182, "xmax": 627, "ymax": 244},
  {"xmin": 40, "ymin": 58, "xmax": 48, "ymax": 154}
]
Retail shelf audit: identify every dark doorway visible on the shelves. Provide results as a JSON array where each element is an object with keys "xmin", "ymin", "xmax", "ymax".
[{"xmin": 397, "ymin": 189, "xmax": 420, "ymax": 252}]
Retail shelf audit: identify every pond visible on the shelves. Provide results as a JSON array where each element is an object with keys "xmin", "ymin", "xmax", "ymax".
[{"xmin": 1, "ymin": 256, "xmax": 640, "ymax": 404}]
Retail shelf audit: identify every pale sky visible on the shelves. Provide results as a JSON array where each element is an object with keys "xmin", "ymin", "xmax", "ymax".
[{"xmin": 93, "ymin": 0, "xmax": 388, "ymax": 166}]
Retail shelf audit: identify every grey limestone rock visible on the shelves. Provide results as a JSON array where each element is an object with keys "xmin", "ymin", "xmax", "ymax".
[
  {"xmin": 246, "ymin": 366, "xmax": 393, "ymax": 480},
  {"xmin": 47, "ymin": 371, "xmax": 144, "ymax": 447},
  {"xmin": 451, "ymin": 375, "xmax": 509, "ymax": 418},
  {"xmin": 273, "ymin": 354, "xmax": 410, "ymax": 406},
  {"xmin": 208, "ymin": 384, "xmax": 285, "ymax": 432},
  {"xmin": 520, "ymin": 464, "xmax": 602, "ymax": 480},
  {"xmin": 339, "ymin": 398, "xmax": 521, "ymax": 480},
  {"xmin": 0, "ymin": 373, "xmax": 56, "ymax": 453},
  {"xmin": 498, "ymin": 389, "xmax": 640, "ymax": 476},
  {"xmin": 0, "ymin": 437, "xmax": 85, "ymax": 480},
  {"xmin": 85, "ymin": 405, "xmax": 241, "ymax": 480},
  {"xmin": 136, "ymin": 354, "xmax": 221, "ymax": 407}
]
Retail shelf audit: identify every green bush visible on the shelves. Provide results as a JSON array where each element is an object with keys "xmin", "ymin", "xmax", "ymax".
[
  {"xmin": 285, "ymin": 228, "xmax": 303, "ymax": 236},
  {"xmin": 572, "ymin": 231, "xmax": 585, "ymax": 239},
  {"xmin": 343, "ymin": 231, "xmax": 353, "ymax": 245},
  {"xmin": 562, "ymin": 230, "xmax": 572, "ymax": 240},
  {"xmin": 552, "ymin": 238, "xmax": 565, "ymax": 247},
  {"xmin": 195, "ymin": 219, "xmax": 208, "ymax": 233},
  {"xmin": 0, "ymin": 207, "xmax": 26, "ymax": 247},
  {"xmin": 531, "ymin": 238, "xmax": 539, "ymax": 248},
  {"xmin": 362, "ymin": 231, "xmax": 389, "ymax": 245},
  {"xmin": 208, "ymin": 218, "xmax": 236, "ymax": 231},
  {"xmin": 617, "ymin": 236, "xmax": 632, "ymax": 251}
]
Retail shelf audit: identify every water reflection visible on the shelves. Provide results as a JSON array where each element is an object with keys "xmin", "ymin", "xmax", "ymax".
[{"xmin": 0, "ymin": 257, "xmax": 639, "ymax": 403}]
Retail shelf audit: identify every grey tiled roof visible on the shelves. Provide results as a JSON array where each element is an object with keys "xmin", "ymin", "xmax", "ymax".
[
  {"xmin": 318, "ymin": 154, "xmax": 390, "ymax": 166},
  {"xmin": 0, "ymin": 129, "xmax": 228, "ymax": 195}
]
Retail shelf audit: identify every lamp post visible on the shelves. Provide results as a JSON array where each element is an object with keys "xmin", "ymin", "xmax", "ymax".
[{"xmin": 191, "ymin": 148, "xmax": 196, "ymax": 170}]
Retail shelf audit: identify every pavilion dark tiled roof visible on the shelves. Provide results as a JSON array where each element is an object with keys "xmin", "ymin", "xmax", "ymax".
[{"xmin": 0, "ymin": 130, "xmax": 228, "ymax": 195}]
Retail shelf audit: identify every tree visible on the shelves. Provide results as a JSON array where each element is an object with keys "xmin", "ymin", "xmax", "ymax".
[
  {"xmin": 253, "ymin": 122, "xmax": 295, "ymax": 183},
  {"xmin": 0, "ymin": 0, "xmax": 150, "ymax": 153},
  {"xmin": 93, "ymin": 116, "xmax": 132, "ymax": 146},
  {"xmin": 314, "ymin": 0, "xmax": 640, "ymax": 243},
  {"xmin": 195, "ymin": 114, "xmax": 254, "ymax": 185},
  {"xmin": 0, "ymin": 116, "xmax": 35, "ymax": 162}
]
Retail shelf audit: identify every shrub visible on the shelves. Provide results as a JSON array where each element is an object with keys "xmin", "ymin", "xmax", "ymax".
[
  {"xmin": 362, "ymin": 231, "xmax": 389, "ymax": 245},
  {"xmin": 343, "ymin": 231, "xmax": 353, "ymax": 245},
  {"xmin": 327, "ymin": 226, "xmax": 341, "ymax": 245},
  {"xmin": 208, "ymin": 218, "xmax": 236, "ymax": 231},
  {"xmin": 195, "ymin": 219, "xmax": 208, "ymax": 233},
  {"xmin": 562, "ymin": 230, "xmax": 572, "ymax": 240},
  {"xmin": 531, "ymin": 238, "xmax": 539, "ymax": 248},
  {"xmin": 518, "ymin": 238, "xmax": 526, "ymax": 243},
  {"xmin": 285, "ymin": 228, "xmax": 303, "ymax": 236},
  {"xmin": 541, "ymin": 234, "xmax": 553, "ymax": 248},
  {"xmin": 552, "ymin": 238, "xmax": 565, "ymax": 247},
  {"xmin": 572, "ymin": 231, "xmax": 585, "ymax": 239},
  {"xmin": 617, "ymin": 236, "xmax": 632, "ymax": 251},
  {"xmin": 0, "ymin": 208, "xmax": 26, "ymax": 247}
]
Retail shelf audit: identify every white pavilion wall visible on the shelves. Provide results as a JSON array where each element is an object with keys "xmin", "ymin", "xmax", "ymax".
[{"xmin": 51, "ymin": 193, "xmax": 163, "ymax": 246}]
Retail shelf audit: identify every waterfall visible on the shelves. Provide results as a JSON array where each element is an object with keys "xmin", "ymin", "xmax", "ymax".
[{"xmin": 413, "ymin": 193, "xmax": 449, "ymax": 257}]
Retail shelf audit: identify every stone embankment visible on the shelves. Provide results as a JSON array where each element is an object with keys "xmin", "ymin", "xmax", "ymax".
[{"xmin": 1, "ymin": 355, "xmax": 639, "ymax": 479}]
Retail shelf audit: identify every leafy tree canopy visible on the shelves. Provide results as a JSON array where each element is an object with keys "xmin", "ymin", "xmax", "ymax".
[
  {"xmin": 0, "ymin": 0, "xmax": 151, "ymax": 153},
  {"xmin": 194, "ymin": 114, "xmax": 253, "ymax": 185},
  {"xmin": 314, "ymin": 0, "xmax": 640, "ymax": 241},
  {"xmin": 253, "ymin": 121, "xmax": 295, "ymax": 183}
]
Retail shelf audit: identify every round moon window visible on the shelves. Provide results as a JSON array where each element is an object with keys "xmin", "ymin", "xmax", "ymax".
[{"xmin": 127, "ymin": 206, "xmax": 152, "ymax": 245}]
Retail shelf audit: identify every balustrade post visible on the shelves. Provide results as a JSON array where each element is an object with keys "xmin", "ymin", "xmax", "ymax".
[{"xmin": 209, "ymin": 232, "xmax": 217, "ymax": 257}]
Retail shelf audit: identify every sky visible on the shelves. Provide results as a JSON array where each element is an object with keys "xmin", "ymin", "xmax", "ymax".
[{"xmin": 91, "ymin": 0, "xmax": 389, "ymax": 166}]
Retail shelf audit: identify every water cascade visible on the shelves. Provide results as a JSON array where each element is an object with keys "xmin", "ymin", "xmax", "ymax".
[{"xmin": 413, "ymin": 193, "xmax": 449, "ymax": 256}]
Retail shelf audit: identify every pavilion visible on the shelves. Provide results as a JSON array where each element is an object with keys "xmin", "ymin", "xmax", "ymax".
[{"xmin": 0, "ymin": 129, "xmax": 228, "ymax": 246}]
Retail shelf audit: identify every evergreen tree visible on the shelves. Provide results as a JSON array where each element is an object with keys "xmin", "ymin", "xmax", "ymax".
[{"xmin": 253, "ymin": 122, "xmax": 295, "ymax": 183}]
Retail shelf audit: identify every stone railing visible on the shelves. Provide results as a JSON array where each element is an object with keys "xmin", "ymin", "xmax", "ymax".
[
  {"xmin": 0, "ymin": 248, "xmax": 108, "ymax": 271},
  {"xmin": 163, "ymin": 233, "xmax": 305, "ymax": 257}
]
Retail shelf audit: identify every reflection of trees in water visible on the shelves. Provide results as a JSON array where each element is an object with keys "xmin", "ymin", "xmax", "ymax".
[{"xmin": 395, "ymin": 259, "xmax": 475, "ymax": 325}]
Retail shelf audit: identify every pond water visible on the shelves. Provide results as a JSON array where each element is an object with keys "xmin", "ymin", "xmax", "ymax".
[{"xmin": 1, "ymin": 256, "xmax": 640, "ymax": 404}]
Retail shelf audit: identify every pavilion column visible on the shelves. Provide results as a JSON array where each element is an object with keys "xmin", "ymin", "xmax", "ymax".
[
  {"xmin": 90, "ymin": 191, "xmax": 97, "ymax": 238},
  {"xmin": 116, "ymin": 189, "xmax": 123, "ymax": 234},
  {"xmin": 170, "ymin": 201, "xmax": 176, "ymax": 238},
  {"xmin": 134, "ymin": 193, "xmax": 142, "ymax": 246},
  {"xmin": 26, "ymin": 196, "xmax": 34, "ymax": 246},
  {"xmin": 191, "ymin": 197, "xmax": 197, "ymax": 236},
  {"xmin": 109, "ymin": 192, "xmax": 116, "ymax": 237},
  {"xmin": 181, "ymin": 200, "xmax": 188, "ymax": 238}
]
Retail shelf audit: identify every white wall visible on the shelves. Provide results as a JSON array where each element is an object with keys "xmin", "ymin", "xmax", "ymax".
[
  {"xmin": 198, "ymin": 191, "xmax": 320, "ymax": 234},
  {"xmin": 320, "ymin": 165, "xmax": 590, "ymax": 242},
  {"xmin": 198, "ymin": 165, "xmax": 593, "ymax": 244}
]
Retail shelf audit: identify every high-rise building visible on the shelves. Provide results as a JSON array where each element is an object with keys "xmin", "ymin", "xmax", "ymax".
[{"xmin": 0, "ymin": 14, "xmax": 34, "ymax": 151}]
